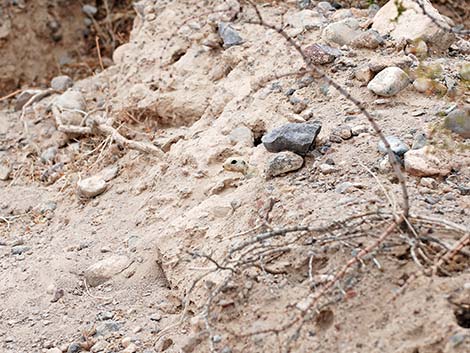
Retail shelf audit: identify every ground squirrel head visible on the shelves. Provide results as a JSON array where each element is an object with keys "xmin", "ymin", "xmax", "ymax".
[{"xmin": 223, "ymin": 157, "xmax": 249, "ymax": 175}]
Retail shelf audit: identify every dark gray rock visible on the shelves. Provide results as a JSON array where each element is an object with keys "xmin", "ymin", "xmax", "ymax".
[
  {"xmin": 67, "ymin": 342, "xmax": 81, "ymax": 353},
  {"xmin": 218, "ymin": 22, "xmax": 243, "ymax": 48},
  {"xmin": 444, "ymin": 107, "xmax": 470, "ymax": 138},
  {"xmin": 377, "ymin": 136, "xmax": 410, "ymax": 156},
  {"xmin": 262, "ymin": 122, "xmax": 322, "ymax": 155}
]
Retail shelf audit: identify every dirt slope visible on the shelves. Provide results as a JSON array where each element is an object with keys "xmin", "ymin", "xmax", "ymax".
[{"xmin": 0, "ymin": 1, "xmax": 469, "ymax": 353}]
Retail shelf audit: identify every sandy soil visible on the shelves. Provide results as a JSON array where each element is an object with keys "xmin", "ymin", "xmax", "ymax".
[{"xmin": 0, "ymin": 1, "xmax": 469, "ymax": 353}]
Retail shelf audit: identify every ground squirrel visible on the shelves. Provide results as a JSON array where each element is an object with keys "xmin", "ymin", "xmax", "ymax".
[{"xmin": 223, "ymin": 157, "xmax": 258, "ymax": 177}]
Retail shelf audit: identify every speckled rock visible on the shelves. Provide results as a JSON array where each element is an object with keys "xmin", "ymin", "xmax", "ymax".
[
  {"xmin": 444, "ymin": 107, "xmax": 470, "ymax": 138},
  {"xmin": 266, "ymin": 151, "xmax": 304, "ymax": 177},
  {"xmin": 77, "ymin": 176, "xmax": 107, "ymax": 198},
  {"xmin": 404, "ymin": 147, "xmax": 451, "ymax": 177},
  {"xmin": 367, "ymin": 67, "xmax": 410, "ymax": 97},
  {"xmin": 84, "ymin": 255, "xmax": 131, "ymax": 287},
  {"xmin": 372, "ymin": 0, "xmax": 455, "ymax": 52},
  {"xmin": 350, "ymin": 29, "xmax": 384, "ymax": 49},
  {"xmin": 322, "ymin": 18, "xmax": 362, "ymax": 46},
  {"xmin": 304, "ymin": 43, "xmax": 342, "ymax": 65}
]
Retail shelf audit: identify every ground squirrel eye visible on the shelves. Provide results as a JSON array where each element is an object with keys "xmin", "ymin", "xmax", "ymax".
[{"xmin": 231, "ymin": 160, "xmax": 237, "ymax": 164}]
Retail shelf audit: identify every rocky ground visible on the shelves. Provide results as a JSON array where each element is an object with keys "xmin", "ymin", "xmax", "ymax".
[{"xmin": 0, "ymin": 1, "xmax": 469, "ymax": 353}]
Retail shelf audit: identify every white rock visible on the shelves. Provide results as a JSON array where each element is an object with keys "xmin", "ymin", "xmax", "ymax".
[
  {"xmin": 319, "ymin": 163, "xmax": 337, "ymax": 174},
  {"xmin": 266, "ymin": 151, "xmax": 304, "ymax": 177},
  {"xmin": 413, "ymin": 77, "xmax": 433, "ymax": 93},
  {"xmin": 0, "ymin": 164, "xmax": 12, "ymax": 181},
  {"xmin": 112, "ymin": 43, "xmax": 136, "ymax": 65},
  {"xmin": 322, "ymin": 18, "xmax": 362, "ymax": 46},
  {"xmin": 91, "ymin": 340, "xmax": 108, "ymax": 352},
  {"xmin": 55, "ymin": 90, "xmax": 86, "ymax": 111},
  {"xmin": 287, "ymin": 10, "xmax": 327, "ymax": 30},
  {"xmin": 84, "ymin": 255, "xmax": 131, "ymax": 287},
  {"xmin": 77, "ymin": 176, "xmax": 107, "ymax": 198},
  {"xmin": 372, "ymin": 0, "xmax": 455, "ymax": 52},
  {"xmin": 420, "ymin": 177, "xmax": 437, "ymax": 189},
  {"xmin": 121, "ymin": 337, "xmax": 132, "ymax": 348},
  {"xmin": 404, "ymin": 147, "xmax": 451, "ymax": 177},
  {"xmin": 378, "ymin": 156, "xmax": 393, "ymax": 173},
  {"xmin": 367, "ymin": 67, "xmax": 410, "ymax": 97},
  {"xmin": 122, "ymin": 343, "xmax": 137, "ymax": 353}
]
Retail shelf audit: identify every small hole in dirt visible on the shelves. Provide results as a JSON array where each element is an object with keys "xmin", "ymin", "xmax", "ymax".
[
  {"xmin": 169, "ymin": 49, "xmax": 187, "ymax": 65},
  {"xmin": 454, "ymin": 307, "xmax": 470, "ymax": 328},
  {"xmin": 0, "ymin": 1, "xmax": 135, "ymax": 94},
  {"xmin": 253, "ymin": 134, "xmax": 263, "ymax": 146},
  {"xmin": 161, "ymin": 338, "xmax": 173, "ymax": 351},
  {"xmin": 315, "ymin": 308, "xmax": 334, "ymax": 331}
]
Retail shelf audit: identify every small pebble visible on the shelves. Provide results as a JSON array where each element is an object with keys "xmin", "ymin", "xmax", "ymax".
[
  {"xmin": 11, "ymin": 245, "xmax": 31, "ymax": 255},
  {"xmin": 319, "ymin": 163, "xmax": 337, "ymax": 174},
  {"xmin": 122, "ymin": 343, "xmax": 137, "ymax": 353},
  {"xmin": 121, "ymin": 337, "xmax": 132, "ymax": 348},
  {"xmin": 377, "ymin": 136, "xmax": 409, "ymax": 156},
  {"xmin": 266, "ymin": 151, "xmax": 304, "ymax": 177},
  {"xmin": 51, "ymin": 75, "xmax": 73, "ymax": 91},
  {"xmin": 420, "ymin": 177, "xmax": 437, "ymax": 189},
  {"xmin": 67, "ymin": 342, "xmax": 81, "ymax": 353},
  {"xmin": 82, "ymin": 4, "xmax": 98, "ymax": 17},
  {"xmin": 77, "ymin": 176, "xmax": 107, "ymax": 198}
]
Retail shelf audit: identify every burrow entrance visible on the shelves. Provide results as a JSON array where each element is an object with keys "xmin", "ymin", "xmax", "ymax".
[{"xmin": 0, "ymin": 0, "xmax": 135, "ymax": 96}]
